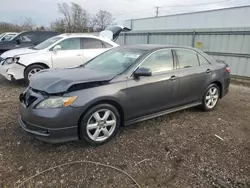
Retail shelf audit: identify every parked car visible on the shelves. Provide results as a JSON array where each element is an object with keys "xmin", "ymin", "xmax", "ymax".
[
  {"xmin": 0, "ymin": 31, "xmax": 59, "ymax": 54},
  {"xmin": 18, "ymin": 45, "xmax": 230, "ymax": 145},
  {"xmin": 0, "ymin": 32, "xmax": 18, "ymax": 42},
  {"xmin": 0, "ymin": 26, "xmax": 130, "ymax": 84}
]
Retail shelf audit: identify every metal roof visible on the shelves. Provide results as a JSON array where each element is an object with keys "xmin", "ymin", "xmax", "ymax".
[
  {"xmin": 118, "ymin": 44, "xmax": 197, "ymax": 51},
  {"xmin": 126, "ymin": 5, "xmax": 250, "ymax": 21}
]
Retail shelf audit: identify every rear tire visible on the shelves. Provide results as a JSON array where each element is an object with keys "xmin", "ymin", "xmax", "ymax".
[
  {"xmin": 202, "ymin": 84, "xmax": 220, "ymax": 111},
  {"xmin": 24, "ymin": 64, "xmax": 45, "ymax": 85},
  {"xmin": 79, "ymin": 103, "xmax": 121, "ymax": 146}
]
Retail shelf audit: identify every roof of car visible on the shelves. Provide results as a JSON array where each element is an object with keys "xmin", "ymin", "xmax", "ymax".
[
  {"xmin": 118, "ymin": 44, "xmax": 196, "ymax": 51},
  {"xmin": 3, "ymin": 32, "xmax": 18, "ymax": 34},
  {"xmin": 57, "ymin": 33, "xmax": 119, "ymax": 46},
  {"xmin": 18, "ymin": 31, "xmax": 59, "ymax": 35},
  {"xmin": 58, "ymin": 33, "xmax": 104, "ymax": 38}
]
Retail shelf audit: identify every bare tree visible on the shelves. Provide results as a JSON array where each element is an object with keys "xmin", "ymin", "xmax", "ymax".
[
  {"xmin": 50, "ymin": 2, "xmax": 115, "ymax": 33},
  {"xmin": 88, "ymin": 15, "xmax": 96, "ymax": 32},
  {"xmin": 50, "ymin": 18, "xmax": 66, "ymax": 33},
  {"xmin": 21, "ymin": 17, "xmax": 36, "ymax": 30},
  {"xmin": 71, "ymin": 2, "xmax": 89, "ymax": 32},
  {"xmin": 0, "ymin": 22, "xmax": 22, "ymax": 33},
  {"xmin": 58, "ymin": 2, "xmax": 72, "ymax": 32},
  {"xmin": 92, "ymin": 10, "xmax": 114, "ymax": 31},
  {"xmin": 57, "ymin": 2, "xmax": 90, "ymax": 33}
]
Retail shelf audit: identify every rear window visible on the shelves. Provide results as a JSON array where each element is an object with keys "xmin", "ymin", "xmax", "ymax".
[
  {"xmin": 198, "ymin": 54, "xmax": 210, "ymax": 65},
  {"xmin": 175, "ymin": 49, "xmax": 199, "ymax": 68}
]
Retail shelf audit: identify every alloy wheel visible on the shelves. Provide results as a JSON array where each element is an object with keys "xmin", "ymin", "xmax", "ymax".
[
  {"xmin": 86, "ymin": 109, "xmax": 117, "ymax": 142},
  {"xmin": 28, "ymin": 68, "xmax": 42, "ymax": 80},
  {"xmin": 205, "ymin": 86, "xmax": 219, "ymax": 109}
]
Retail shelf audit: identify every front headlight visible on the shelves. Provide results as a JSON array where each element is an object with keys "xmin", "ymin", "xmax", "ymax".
[
  {"xmin": 5, "ymin": 58, "xmax": 14, "ymax": 64},
  {"xmin": 5, "ymin": 57, "xmax": 19, "ymax": 64},
  {"xmin": 36, "ymin": 96, "xmax": 78, "ymax": 109}
]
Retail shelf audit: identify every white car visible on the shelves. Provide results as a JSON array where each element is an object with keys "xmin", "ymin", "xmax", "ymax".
[
  {"xmin": 0, "ymin": 32, "xmax": 18, "ymax": 42},
  {"xmin": 0, "ymin": 26, "xmax": 130, "ymax": 84}
]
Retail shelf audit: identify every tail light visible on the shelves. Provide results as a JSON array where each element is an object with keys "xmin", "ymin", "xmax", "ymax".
[{"xmin": 226, "ymin": 67, "xmax": 230, "ymax": 73}]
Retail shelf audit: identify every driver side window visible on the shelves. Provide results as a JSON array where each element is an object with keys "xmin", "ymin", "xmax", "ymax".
[
  {"xmin": 57, "ymin": 38, "xmax": 81, "ymax": 50},
  {"xmin": 140, "ymin": 49, "xmax": 174, "ymax": 74},
  {"xmin": 17, "ymin": 34, "xmax": 35, "ymax": 42}
]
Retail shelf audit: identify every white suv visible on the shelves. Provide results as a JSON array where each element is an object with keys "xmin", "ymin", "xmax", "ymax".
[{"xmin": 0, "ymin": 26, "xmax": 130, "ymax": 84}]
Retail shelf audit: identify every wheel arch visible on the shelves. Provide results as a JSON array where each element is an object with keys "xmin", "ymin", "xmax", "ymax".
[
  {"xmin": 24, "ymin": 62, "xmax": 50, "ymax": 74},
  {"xmin": 77, "ymin": 99, "xmax": 125, "ymax": 140},
  {"xmin": 211, "ymin": 80, "xmax": 222, "ymax": 98}
]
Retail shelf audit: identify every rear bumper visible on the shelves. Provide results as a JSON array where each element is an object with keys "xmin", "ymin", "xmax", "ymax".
[{"xmin": 18, "ymin": 116, "xmax": 78, "ymax": 143}]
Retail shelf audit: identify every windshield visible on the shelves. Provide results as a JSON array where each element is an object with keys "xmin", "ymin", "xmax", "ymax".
[
  {"xmin": 4, "ymin": 34, "xmax": 16, "ymax": 41},
  {"xmin": 85, "ymin": 47, "xmax": 144, "ymax": 74},
  {"xmin": 33, "ymin": 36, "xmax": 62, "ymax": 50}
]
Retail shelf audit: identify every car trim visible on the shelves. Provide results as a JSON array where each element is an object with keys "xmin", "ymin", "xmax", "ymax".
[
  {"xmin": 124, "ymin": 101, "xmax": 202, "ymax": 126},
  {"xmin": 129, "ymin": 48, "xmax": 176, "ymax": 78},
  {"xmin": 16, "ymin": 62, "xmax": 26, "ymax": 67}
]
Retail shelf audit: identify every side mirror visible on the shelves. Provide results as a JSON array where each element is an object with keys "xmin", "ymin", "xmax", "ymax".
[
  {"xmin": 16, "ymin": 39, "xmax": 20, "ymax": 45},
  {"xmin": 134, "ymin": 67, "xmax": 152, "ymax": 78},
  {"xmin": 53, "ymin": 45, "xmax": 61, "ymax": 52}
]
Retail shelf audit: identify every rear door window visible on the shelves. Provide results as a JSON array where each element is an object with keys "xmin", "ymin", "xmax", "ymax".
[
  {"xmin": 82, "ymin": 38, "xmax": 107, "ymax": 49},
  {"xmin": 175, "ymin": 49, "xmax": 199, "ymax": 69},
  {"xmin": 198, "ymin": 54, "xmax": 210, "ymax": 65}
]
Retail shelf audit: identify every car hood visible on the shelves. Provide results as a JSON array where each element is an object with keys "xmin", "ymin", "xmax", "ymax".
[
  {"xmin": 29, "ymin": 67, "xmax": 116, "ymax": 94},
  {"xmin": 0, "ymin": 47, "xmax": 37, "ymax": 59}
]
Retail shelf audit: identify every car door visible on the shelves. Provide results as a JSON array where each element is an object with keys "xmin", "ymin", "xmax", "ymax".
[
  {"xmin": 16, "ymin": 32, "xmax": 35, "ymax": 48},
  {"xmin": 125, "ymin": 49, "xmax": 179, "ymax": 120},
  {"xmin": 174, "ymin": 48, "xmax": 213, "ymax": 105},
  {"xmin": 51, "ymin": 37, "xmax": 84, "ymax": 68},
  {"xmin": 82, "ymin": 38, "xmax": 111, "ymax": 63}
]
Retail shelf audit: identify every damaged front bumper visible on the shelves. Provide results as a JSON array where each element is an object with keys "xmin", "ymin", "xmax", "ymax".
[
  {"xmin": 18, "ymin": 88, "xmax": 84, "ymax": 143},
  {"xmin": 0, "ymin": 61, "xmax": 25, "ymax": 81}
]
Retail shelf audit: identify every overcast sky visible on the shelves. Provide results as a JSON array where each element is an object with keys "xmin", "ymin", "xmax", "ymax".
[{"xmin": 0, "ymin": 0, "xmax": 250, "ymax": 26}]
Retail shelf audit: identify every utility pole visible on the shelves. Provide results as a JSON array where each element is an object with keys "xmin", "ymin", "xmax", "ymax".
[{"xmin": 156, "ymin": 6, "xmax": 160, "ymax": 17}]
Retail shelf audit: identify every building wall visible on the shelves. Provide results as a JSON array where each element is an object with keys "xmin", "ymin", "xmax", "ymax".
[
  {"xmin": 116, "ymin": 28, "xmax": 250, "ymax": 78},
  {"xmin": 125, "ymin": 6, "xmax": 250, "ymax": 31}
]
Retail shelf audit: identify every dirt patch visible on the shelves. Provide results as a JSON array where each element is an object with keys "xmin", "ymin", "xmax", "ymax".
[{"xmin": 0, "ymin": 76, "xmax": 249, "ymax": 188}]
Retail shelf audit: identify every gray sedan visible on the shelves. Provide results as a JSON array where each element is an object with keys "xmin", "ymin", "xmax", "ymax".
[{"xmin": 18, "ymin": 45, "xmax": 230, "ymax": 145}]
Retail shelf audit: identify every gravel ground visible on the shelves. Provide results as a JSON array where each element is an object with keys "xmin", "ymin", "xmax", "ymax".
[{"xmin": 0, "ymin": 76, "xmax": 250, "ymax": 188}]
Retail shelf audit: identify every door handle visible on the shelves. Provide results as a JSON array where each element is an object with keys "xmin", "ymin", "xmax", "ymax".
[
  {"xmin": 206, "ymin": 69, "xmax": 211, "ymax": 73},
  {"xmin": 76, "ymin": 54, "xmax": 82, "ymax": 56},
  {"xmin": 170, "ymin": 75, "xmax": 178, "ymax": 81}
]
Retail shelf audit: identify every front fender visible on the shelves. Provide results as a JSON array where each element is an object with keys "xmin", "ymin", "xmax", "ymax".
[{"xmin": 18, "ymin": 53, "xmax": 52, "ymax": 68}]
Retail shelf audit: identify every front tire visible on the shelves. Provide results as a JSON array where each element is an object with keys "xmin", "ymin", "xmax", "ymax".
[
  {"xmin": 202, "ymin": 84, "xmax": 220, "ymax": 111},
  {"xmin": 24, "ymin": 64, "xmax": 45, "ymax": 85},
  {"xmin": 79, "ymin": 104, "xmax": 121, "ymax": 146}
]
